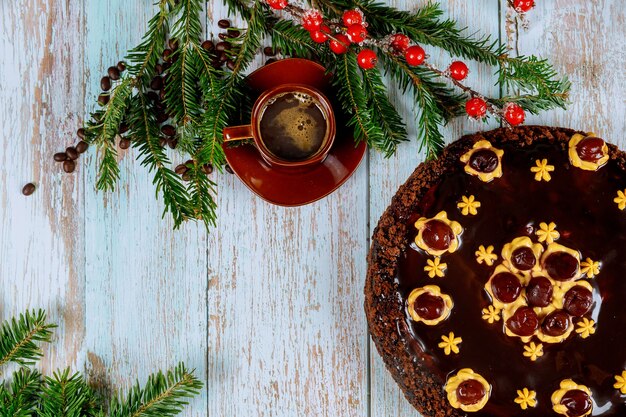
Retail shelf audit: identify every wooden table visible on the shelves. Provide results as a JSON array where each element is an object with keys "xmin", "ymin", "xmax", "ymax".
[{"xmin": 1, "ymin": 0, "xmax": 624, "ymax": 415}]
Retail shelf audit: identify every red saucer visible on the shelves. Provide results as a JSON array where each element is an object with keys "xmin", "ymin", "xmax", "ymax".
[{"xmin": 223, "ymin": 58, "xmax": 367, "ymax": 206}]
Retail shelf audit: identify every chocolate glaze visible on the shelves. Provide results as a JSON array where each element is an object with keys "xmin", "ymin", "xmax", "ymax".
[{"xmin": 396, "ymin": 142, "xmax": 626, "ymax": 416}]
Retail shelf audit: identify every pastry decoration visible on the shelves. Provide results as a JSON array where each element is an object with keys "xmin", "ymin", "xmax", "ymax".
[
  {"xmin": 457, "ymin": 195, "xmax": 481, "ymax": 216},
  {"xmin": 460, "ymin": 140, "xmax": 504, "ymax": 182},
  {"xmin": 481, "ymin": 305, "xmax": 501, "ymax": 323},
  {"xmin": 569, "ymin": 133, "xmax": 609, "ymax": 171},
  {"xmin": 551, "ymin": 380, "xmax": 593, "ymax": 417},
  {"xmin": 523, "ymin": 342, "xmax": 544, "ymax": 361},
  {"xmin": 424, "ymin": 257, "xmax": 447, "ymax": 278},
  {"xmin": 501, "ymin": 237, "xmax": 543, "ymax": 275},
  {"xmin": 414, "ymin": 211, "xmax": 463, "ymax": 256},
  {"xmin": 614, "ymin": 371, "xmax": 626, "ymax": 395},
  {"xmin": 438, "ymin": 332, "xmax": 462, "ymax": 355},
  {"xmin": 536, "ymin": 221, "xmax": 560, "ymax": 244},
  {"xmin": 475, "ymin": 245, "xmax": 498, "ymax": 266},
  {"xmin": 575, "ymin": 317, "xmax": 596, "ymax": 339},
  {"xmin": 407, "ymin": 285, "xmax": 453, "ymax": 325},
  {"xmin": 580, "ymin": 258, "xmax": 600, "ymax": 278},
  {"xmin": 531, "ymin": 158, "xmax": 555, "ymax": 182},
  {"xmin": 614, "ymin": 189, "xmax": 626, "ymax": 210},
  {"xmin": 445, "ymin": 368, "xmax": 491, "ymax": 412},
  {"xmin": 514, "ymin": 387, "xmax": 537, "ymax": 410}
]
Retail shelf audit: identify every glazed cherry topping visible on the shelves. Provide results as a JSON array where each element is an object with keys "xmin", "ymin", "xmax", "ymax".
[
  {"xmin": 422, "ymin": 220, "xmax": 454, "ymax": 251},
  {"xmin": 456, "ymin": 379, "xmax": 485, "ymax": 406},
  {"xmin": 468, "ymin": 149, "xmax": 499, "ymax": 173},
  {"xmin": 511, "ymin": 246, "xmax": 536, "ymax": 270},
  {"xmin": 413, "ymin": 293, "xmax": 445, "ymax": 320},
  {"xmin": 544, "ymin": 252, "xmax": 579, "ymax": 281},
  {"xmin": 563, "ymin": 286, "xmax": 594, "ymax": 317},
  {"xmin": 541, "ymin": 310, "xmax": 571, "ymax": 337},
  {"xmin": 576, "ymin": 137, "xmax": 605, "ymax": 163},
  {"xmin": 491, "ymin": 272, "xmax": 522, "ymax": 303},
  {"xmin": 560, "ymin": 389, "xmax": 593, "ymax": 417},
  {"xmin": 526, "ymin": 276, "xmax": 553, "ymax": 307},
  {"xmin": 506, "ymin": 306, "xmax": 539, "ymax": 337}
]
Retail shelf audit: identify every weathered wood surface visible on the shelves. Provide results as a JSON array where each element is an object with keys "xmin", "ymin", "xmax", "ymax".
[{"xmin": 0, "ymin": 1, "xmax": 624, "ymax": 416}]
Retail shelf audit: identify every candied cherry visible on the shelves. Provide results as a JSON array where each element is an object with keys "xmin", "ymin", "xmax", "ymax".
[
  {"xmin": 576, "ymin": 137, "xmax": 605, "ymax": 162},
  {"xmin": 491, "ymin": 272, "xmax": 522, "ymax": 303},
  {"xmin": 563, "ymin": 286, "xmax": 594, "ymax": 317},
  {"xmin": 469, "ymin": 149, "xmax": 499, "ymax": 173},
  {"xmin": 544, "ymin": 252, "xmax": 579, "ymax": 281},
  {"xmin": 560, "ymin": 390, "xmax": 593, "ymax": 417},
  {"xmin": 413, "ymin": 292, "xmax": 445, "ymax": 320},
  {"xmin": 456, "ymin": 379, "xmax": 485, "ymax": 405},
  {"xmin": 511, "ymin": 246, "xmax": 536, "ymax": 270},
  {"xmin": 542, "ymin": 310, "xmax": 571, "ymax": 337},
  {"xmin": 526, "ymin": 276, "xmax": 553, "ymax": 307},
  {"xmin": 506, "ymin": 306, "xmax": 539, "ymax": 337},
  {"xmin": 422, "ymin": 220, "xmax": 454, "ymax": 251}
]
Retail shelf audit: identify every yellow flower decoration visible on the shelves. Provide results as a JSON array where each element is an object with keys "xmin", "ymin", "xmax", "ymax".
[
  {"xmin": 536, "ymin": 222, "xmax": 560, "ymax": 244},
  {"xmin": 531, "ymin": 159, "xmax": 555, "ymax": 182},
  {"xmin": 515, "ymin": 388, "xmax": 537, "ymax": 410},
  {"xmin": 457, "ymin": 195, "xmax": 481, "ymax": 216},
  {"xmin": 481, "ymin": 305, "xmax": 501, "ymax": 324},
  {"xmin": 580, "ymin": 258, "xmax": 600, "ymax": 278},
  {"xmin": 614, "ymin": 370, "xmax": 626, "ymax": 394},
  {"xmin": 424, "ymin": 257, "xmax": 447, "ymax": 278},
  {"xmin": 523, "ymin": 342, "xmax": 544, "ymax": 361},
  {"xmin": 576, "ymin": 318, "xmax": 596, "ymax": 339},
  {"xmin": 475, "ymin": 245, "xmax": 498, "ymax": 266},
  {"xmin": 614, "ymin": 189, "xmax": 626, "ymax": 210},
  {"xmin": 438, "ymin": 332, "xmax": 462, "ymax": 355}
]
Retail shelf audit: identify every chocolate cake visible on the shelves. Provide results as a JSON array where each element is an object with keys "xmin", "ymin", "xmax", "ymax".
[{"xmin": 365, "ymin": 126, "xmax": 626, "ymax": 416}]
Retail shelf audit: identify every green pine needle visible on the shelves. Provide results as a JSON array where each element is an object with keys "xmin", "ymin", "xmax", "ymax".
[
  {"xmin": 0, "ymin": 368, "xmax": 42, "ymax": 417},
  {"xmin": 39, "ymin": 369, "xmax": 98, "ymax": 417},
  {"xmin": 108, "ymin": 363, "xmax": 202, "ymax": 417},
  {"xmin": 269, "ymin": 19, "xmax": 317, "ymax": 58},
  {"xmin": 0, "ymin": 310, "xmax": 55, "ymax": 369}
]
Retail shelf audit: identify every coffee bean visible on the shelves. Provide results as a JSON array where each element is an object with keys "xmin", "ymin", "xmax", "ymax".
[
  {"xmin": 216, "ymin": 42, "xmax": 230, "ymax": 52},
  {"xmin": 147, "ymin": 91, "xmax": 159, "ymax": 102},
  {"xmin": 159, "ymin": 89, "xmax": 166, "ymax": 101},
  {"xmin": 182, "ymin": 172, "xmax": 191, "ymax": 181},
  {"xmin": 202, "ymin": 163, "xmax": 213, "ymax": 175},
  {"xmin": 161, "ymin": 62, "xmax": 172, "ymax": 72},
  {"xmin": 101, "ymin": 76, "xmax": 112, "ymax": 91},
  {"xmin": 265, "ymin": 58, "xmax": 277, "ymax": 65},
  {"xmin": 168, "ymin": 38, "xmax": 179, "ymax": 50},
  {"xmin": 63, "ymin": 159, "xmax": 75, "ymax": 173},
  {"xmin": 117, "ymin": 61, "xmax": 126, "ymax": 72},
  {"xmin": 218, "ymin": 33, "xmax": 228, "ymax": 41},
  {"xmin": 201, "ymin": 40, "xmax": 214, "ymax": 51},
  {"xmin": 228, "ymin": 29, "xmax": 241, "ymax": 38},
  {"xmin": 263, "ymin": 46, "xmax": 277, "ymax": 56},
  {"xmin": 107, "ymin": 66, "xmax": 120, "ymax": 80},
  {"xmin": 77, "ymin": 128, "xmax": 86, "ymax": 139},
  {"xmin": 163, "ymin": 48, "xmax": 173, "ymax": 62},
  {"xmin": 161, "ymin": 125, "xmax": 176, "ymax": 137},
  {"xmin": 175, "ymin": 164, "xmax": 188, "ymax": 175},
  {"xmin": 76, "ymin": 141, "xmax": 89, "ymax": 153},
  {"xmin": 54, "ymin": 152, "xmax": 68, "ymax": 162},
  {"xmin": 168, "ymin": 139, "xmax": 178, "ymax": 149},
  {"xmin": 218, "ymin": 19, "xmax": 230, "ymax": 28},
  {"xmin": 22, "ymin": 183, "xmax": 36, "ymax": 196},
  {"xmin": 98, "ymin": 94, "xmax": 110, "ymax": 106},
  {"xmin": 218, "ymin": 52, "xmax": 228, "ymax": 62},
  {"xmin": 119, "ymin": 138, "xmax": 131, "ymax": 149},
  {"xmin": 185, "ymin": 159, "xmax": 194, "ymax": 167},
  {"xmin": 150, "ymin": 76, "xmax": 163, "ymax": 90},
  {"xmin": 225, "ymin": 164, "xmax": 234, "ymax": 174},
  {"xmin": 119, "ymin": 122, "xmax": 129, "ymax": 134},
  {"xmin": 66, "ymin": 146, "xmax": 79, "ymax": 160},
  {"xmin": 159, "ymin": 137, "xmax": 168, "ymax": 147},
  {"xmin": 155, "ymin": 63, "xmax": 164, "ymax": 75},
  {"xmin": 156, "ymin": 112, "xmax": 169, "ymax": 123},
  {"xmin": 226, "ymin": 59, "xmax": 236, "ymax": 70}
]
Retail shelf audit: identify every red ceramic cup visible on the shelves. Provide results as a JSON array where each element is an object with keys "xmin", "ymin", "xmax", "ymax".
[{"xmin": 223, "ymin": 84, "xmax": 336, "ymax": 170}]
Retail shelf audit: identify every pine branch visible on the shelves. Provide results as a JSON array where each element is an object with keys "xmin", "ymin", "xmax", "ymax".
[
  {"xmin": 39, "ymin": 369, "xmax": 98, "ymax": 417},
  {"xmin": 269, "ymin": 19, "xmax": 318, "ymax": 57},
  {"xmin": 360, "ymin": 66, "xmax": 408, "ymax": 156},
  {"xmin": 0, "ymin": 310, "xmax": 55, "ymax": 369},
  {"xmin": 108, "ymin": 363, "xmax": 202, "ymax": 417},
  {"xmin": 0, "ymin": 368, "xmax": 42, "ymax": 417}
]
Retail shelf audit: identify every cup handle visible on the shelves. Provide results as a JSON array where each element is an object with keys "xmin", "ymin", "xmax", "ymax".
[{"xmin": 223, "ymin": 125, "xmax": 253, "ymax": 143}]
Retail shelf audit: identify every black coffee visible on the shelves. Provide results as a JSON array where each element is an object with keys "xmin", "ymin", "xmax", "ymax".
[{"xmin": 258, "ymin": 92, "xmax": 328, "ymax": 161}]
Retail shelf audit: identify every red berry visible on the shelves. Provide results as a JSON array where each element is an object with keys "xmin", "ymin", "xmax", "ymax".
[
  {"xmin": 404, "ymin": 45, "xmax": 425, "ymax": 66},
  {"xmin": 346, "ymin": 24, "xmax": 367, "ymax": 43},
  {"xmin": 309, "ymin": 25, "xmax": 330, "ymax": 43},
  {"xmin": 513, "ymin": 0, "xmax": 534, "ymax": 13},
  {"xmin": 357, "ymin": 49, "xmax": 377, "ymax": 70},
  {"xmin": 449, "ymin": 61, "xmax": 469, "ymax": 81},
  {"xmin": 390, "ymin": 33, "xmax": 410, "ymax": 53},
  {"xmin": 329, "ymin": 34, "xmax": 350, "ymax": 54},
  {"xmin": 265, "ymin": 0, "xmax": 287, "ymax": 10},
  {"xmin": 466, "ymin": 97, "xmax": 487, "ymax": 118},
  {"xmin": 504, "ymin": 103, "xmax": 525, "ymax": 126},
  {"xmin": 342, "ymin": 9, "xmax": 363, "ymax": 27},
  {"xmin": 301, "ymin": 9, "xmax": 323, "ymax": 31}
]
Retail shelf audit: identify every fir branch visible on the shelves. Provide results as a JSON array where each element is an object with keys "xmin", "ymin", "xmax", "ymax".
[
  {"xmin": 39, "ymin": 369, "xmax": 98, "ymax": 417},
  {"xmin": 360, "ymin": 66, "xmax": 408, "ymax": 156},
  {"xmin": 327, "ymin": 53, "xmax": 384, "ymax": 146},
  {"xmin": 0, "ymin": 368, "xmax": 42, "ymax": 417},
  {"xmin": 129, "ymin": 93, "xmax": 196, "ymax": 228},
  {"xmin": 108, "ymin": 363, "xmax": 202, "ymax": 417},
  {"xmin": 269, "ymin": 19, "xmax": 317, "ymax": 58},
  {"xmin": 0, "ymin": 310, "xmax": 55, "ymax": 369}
]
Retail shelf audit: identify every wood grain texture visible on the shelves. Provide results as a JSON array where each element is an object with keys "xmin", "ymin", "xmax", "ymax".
[{"xmin": 1, "ymin": 1, "xmax": 624, "ymax": 417}]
